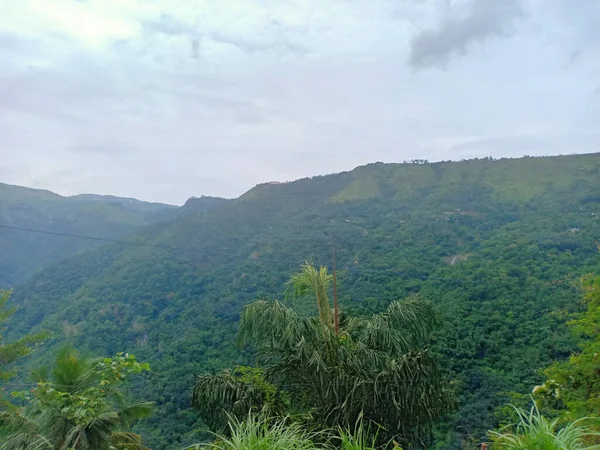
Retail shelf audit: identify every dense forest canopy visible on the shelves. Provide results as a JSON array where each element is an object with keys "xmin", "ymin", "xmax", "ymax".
[{"xmin": 2, "ymin": 154, "xmax": 600, "ymax": 448}]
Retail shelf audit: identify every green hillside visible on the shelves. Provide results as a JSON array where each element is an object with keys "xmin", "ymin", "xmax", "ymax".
[
  {"xmin": 5, "ymin": 154, "xmax": 600, "ymax": 449},
  {"xmin": 0, "ymin": 182, "xmax": 178, "ymax": 287}
]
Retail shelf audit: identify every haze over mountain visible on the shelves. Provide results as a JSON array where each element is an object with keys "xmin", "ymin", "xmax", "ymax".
[
  {"xmin": 4, "ymin": 154, "xmax": 600, "ymax": 448},
  {"xmin": 0, "ymin": 182, "xmax": 177, "ymax": 287}
]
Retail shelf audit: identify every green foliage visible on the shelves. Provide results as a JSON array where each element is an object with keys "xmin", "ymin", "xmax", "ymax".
[
  {"xmin": 191, "ymin": 413, "xmax": 401, "ymax": 450},
  {"xmin": 192, "ymin": 413, "xmax": 322, "ymax": 450},
  {"xmin": 195, "ymin": 265, "xmax": 454, "ymax": 447},
  {"xmin": 533, "ymin": 276, "xmax": 600, "ymax": 419},
  {"xmin": 489, "ymin": 405, "xmax": 600, "ymax": 450},
  {"xmin": 334, "ymin": 414, "xmax": 380, "ymax": 450},
  {"xmin": 285, "ymin": 263, "xmax": 334, "ymax": 329},
  {"xmin": 0, "ymin": 290, "xmax": 49, "ymax": 402},
  {"xmin": 0, "ymin": 347, "xmax": 153, "ymax": 449},
  {"xmin": 4, "ymin": 154, "xmax": 600, "ymax": 448},
  {"xmin": 192, "ymin": 366, "xmax": 288, "ymax": 432}
]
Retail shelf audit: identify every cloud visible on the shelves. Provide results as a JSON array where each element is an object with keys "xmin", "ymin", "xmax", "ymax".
[
  {"xmin": 408, "ymin": 0, "xmax": 525, "ymax": 69},
  {"xmin": 143, "ymin": 11, "xmax": 310, "ymax": 56},
  {"xmin": 0, "ymin": 0, "xmax": 598, "ymax": 204}
]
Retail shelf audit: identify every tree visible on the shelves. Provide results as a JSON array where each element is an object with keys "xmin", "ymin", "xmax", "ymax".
[
  {"xmin": 0, "ymin": 347, "xmax": 154, "ymax": 450},
  {"xmin": 0, "ymin": 290, "xmax": 49, "ymax": 405},
  {"xmin": 533, "ymin": 275, "xmax": 600, "ymax": 419},
  {"xmin": 193, "ymin": 264, "xmax": 454, "ymax": 446}
]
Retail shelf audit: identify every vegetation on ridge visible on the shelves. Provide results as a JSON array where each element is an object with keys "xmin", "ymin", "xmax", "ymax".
[{"xmin": 2, "ymin": 154, "xmax": 600, "ymax": 448}]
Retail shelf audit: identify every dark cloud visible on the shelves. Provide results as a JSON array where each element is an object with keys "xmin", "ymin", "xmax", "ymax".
[
  {"xmin": 191, "ymin": 38, "xmax": 200, "ymax": 58},
  {"xmin": 408, "ymin": 0, "xmax": 525, "ymax": 69}
]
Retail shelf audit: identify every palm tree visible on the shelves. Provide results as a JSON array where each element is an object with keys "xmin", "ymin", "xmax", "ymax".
[
  {"xmin": 193, "ymin": 264, "xmax": 453, "ymax": 446},
  {"xmin": 1, "ymin": 347, "xmax": 153, "ymax": 450},
  {"xmin": 285, "ymin": 262, "xmax": 334, "ymax": 329}
]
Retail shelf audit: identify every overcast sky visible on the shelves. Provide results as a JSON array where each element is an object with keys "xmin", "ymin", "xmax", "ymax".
[{"xmin": 1, "ymin": 0, "xmax": 598, "ymax": 204}]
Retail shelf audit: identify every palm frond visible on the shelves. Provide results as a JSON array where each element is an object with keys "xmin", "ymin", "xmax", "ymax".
[
  {"xmin": 237, "ymin": 300, "xmax": 304, "ymax": 350},
  {"xmin": 110, "ymin": 431, "xmax": 151, "ymax": 450},
  {"xmin": 0, "ymin": 432, "xmax": 53, "ymax": 450},
  {"xmin": 0, "ymin": 409, "xmax": 52, "ymax": 450},
  {"xmin": 285, "ymin": 262, "xmax": 334, "ymax": 328},
  {"xmin": 116, "ymin": 401, "xmax": 155, "ymax": 428},
  {"xmin": 354, "ymin": 299, "xmax": 440, "ymax": 353},
  {"xmin": 192, "ymin": 367, "xmax": 286, "ymax": 431},
  {"xmin": 61, "ymin": 411, "xmax": 120, "ymax": 449},
  {"xmin": 51, "ymin": 346, "xmax": 99, "ymax": 393}
]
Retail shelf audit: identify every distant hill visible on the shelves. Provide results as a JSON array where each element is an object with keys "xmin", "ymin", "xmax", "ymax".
[
  {"xmin": 5, "ymin": 154, "xmax": 600, "ymax": 449},
  {"xmin": 70, "ymin": 193, "xmax": 177, "ymax": 215},
  {"xmin": 0, "ymin": 182, "xmax": 178, "ymax": 287}
]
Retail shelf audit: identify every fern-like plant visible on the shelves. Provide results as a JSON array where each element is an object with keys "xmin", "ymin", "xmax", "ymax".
[{"xmin": 489, "ymin": 405, "xmax": 600, "ymax": 450}]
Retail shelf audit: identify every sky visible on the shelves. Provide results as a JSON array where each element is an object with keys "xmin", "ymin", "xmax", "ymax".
[{"xmin": 0, "ymin": 0, "xmax": 598, "ymax": 204}]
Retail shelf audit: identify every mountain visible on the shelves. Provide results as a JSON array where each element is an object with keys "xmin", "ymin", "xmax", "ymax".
[
  {"xmin": 0, "ymin": 182, "xmax": 178, "ymax": 287},
  {"xmin": 6, "ymin": 154, "xmax": 600, "ymax": 449}
]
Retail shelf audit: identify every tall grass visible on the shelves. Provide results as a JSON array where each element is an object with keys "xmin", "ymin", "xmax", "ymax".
[
  {"xmin": 191, "ymin": 412, "xmax": 391, "ymax": 450},
  {"xmin": 336, "ymin": 427, "xmax": 378, "ymax": 450},
  {"xmin": 195, "ymin": 413, "xmax": 323, "ymax": 450},
  {"xmin": 334, "ymin": 414, "xmax": 380, "ymax": 450},
  {"xmin": 489, "ymin": 405, "xmax": 600, "ymax": 450}
]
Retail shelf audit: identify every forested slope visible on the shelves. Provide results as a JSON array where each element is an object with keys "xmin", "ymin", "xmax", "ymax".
[
  {"xmin": 6, "ymin": 154, "xmax": 600, "ymax": 448},
  {"xmin": 0, "ymin": 182, "xmax": 178, "ymax": 287}
]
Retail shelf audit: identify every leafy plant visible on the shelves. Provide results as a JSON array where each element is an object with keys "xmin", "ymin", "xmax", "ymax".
[
  {"xmin": 489, "ymin": 404, "xmax": 600, "ymax": 450},
  {"xmin": 0, "ymin": 347, "xmax": 153, "ymax": 450}
]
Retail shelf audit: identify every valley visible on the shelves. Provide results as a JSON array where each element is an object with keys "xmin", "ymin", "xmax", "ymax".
[{"xmin": 2, "ymin": 154, "xmax": 600, "ymax": 449}]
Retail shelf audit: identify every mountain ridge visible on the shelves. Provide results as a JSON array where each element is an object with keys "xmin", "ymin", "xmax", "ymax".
[
  {"xmin": 0, "ymin": 182, "xmax": 178, "ymax": 287},
  {"xmin": 4, "ymin": 153, "xmax": 600, "ymax": 449}
]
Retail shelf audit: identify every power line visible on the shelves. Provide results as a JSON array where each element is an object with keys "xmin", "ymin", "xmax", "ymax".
[
  {"xmin": 2, "ymin": 222, "xmax": 578, "ymax": 284},
  {"xmin": 0, "ymin": 222, "xmax": 437, "ymax": 279},
  {"xmin": 0, "ymin": 223, "xmax": 176, "ymax": 250}
]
